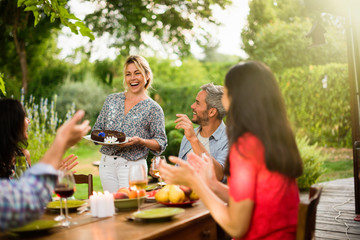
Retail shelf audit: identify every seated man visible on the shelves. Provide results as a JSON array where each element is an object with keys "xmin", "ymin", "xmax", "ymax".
[
  {"xmin": 0, "ymin": 110, "xmax": 90, "ymax": 231},
  {"xmin": 175, "ymin": 83, "xmax": 228, "ymax": 181}
]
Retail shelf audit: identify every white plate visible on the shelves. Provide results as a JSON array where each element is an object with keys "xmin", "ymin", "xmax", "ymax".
[{"xmin": 83, "ymin": 135, "xmax": 129, "ymax": 145}]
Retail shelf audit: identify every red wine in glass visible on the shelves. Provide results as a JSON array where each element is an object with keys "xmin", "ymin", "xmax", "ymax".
[{"xmin": 55, "ymin": 188, "xmax": 75, "ymax": 198}]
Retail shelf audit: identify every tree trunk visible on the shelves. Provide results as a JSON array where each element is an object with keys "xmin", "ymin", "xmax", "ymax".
[{"xmin": 12, "ymin": 8, "xmax": 29, "ymax": 94}]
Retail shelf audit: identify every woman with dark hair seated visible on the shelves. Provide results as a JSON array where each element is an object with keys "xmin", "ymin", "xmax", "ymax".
[
  {"xmin": 0, "ymin": 98, "xmax": 78, "ymax": 180},
  {"xmin": 0, "ymin": 108, "xmax": 90, "ymax": 231}
]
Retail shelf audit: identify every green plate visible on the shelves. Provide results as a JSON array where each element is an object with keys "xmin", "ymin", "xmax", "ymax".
[
  {"xmin": 47, "ymin": 199, "xmax": 86, "ymax": 212},
  {"xmin": 9, "ymin": 220, "xmax": 58, "ymax": 235},
  {"xmin": 145, "ymin": 184, "xmax": 159, "ymax": 191},
  {"xmin": 132, "ymin": 207, "xmax": 184, "ymax": 221},
  {"xmin": 114, "ymin": 197, "xmax": 146, "ymax": 210}
]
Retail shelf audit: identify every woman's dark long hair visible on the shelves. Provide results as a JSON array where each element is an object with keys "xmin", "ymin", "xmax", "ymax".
[
  {"xmin": 0, "ymin": 98, "xmax": 27, "ymax": 178},
  {"xmin": 223, "ymin": 61, "xmax": 303, "ymax": 178}
]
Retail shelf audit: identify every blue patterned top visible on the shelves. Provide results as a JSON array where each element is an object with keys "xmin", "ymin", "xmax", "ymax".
[
  {"xmin": 0, "ymin": 163, "xmax": 57, "ymax": 231},
  {"xmin": 93, "ymin": 92, "xmax": 167, "ymax": 160}
]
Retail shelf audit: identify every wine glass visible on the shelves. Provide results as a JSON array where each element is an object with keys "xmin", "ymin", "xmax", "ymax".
[
  {"xmin": 152, "ymin": 156, "xmax": 166, "ymax": 188},
  {"xmin": 54, "ymin": 171, "xmax": 76, "ymax": 227},
  {"xmin": 128, "ymin": 165, "xmax": 148, "ymax": 212}
]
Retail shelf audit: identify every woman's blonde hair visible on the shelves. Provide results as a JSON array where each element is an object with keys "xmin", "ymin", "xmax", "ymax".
[{"xmin": 123, "ymin": 55, "xmax": 153, "ymax": 90}]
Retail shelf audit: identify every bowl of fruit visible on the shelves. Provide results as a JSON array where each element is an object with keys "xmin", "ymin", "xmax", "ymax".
[
  {"xmin": 155, "ymin": 185, "xmax": 199, "ymax": 207},
  {"xmin": 113, "ymin": 187, "xmax": 146, "ymax": 210}
]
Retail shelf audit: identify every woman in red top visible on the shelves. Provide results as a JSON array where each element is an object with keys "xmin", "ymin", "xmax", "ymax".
[{"xmin": 160, "ymin": 61, "xmax": 303, "ymax": 239}]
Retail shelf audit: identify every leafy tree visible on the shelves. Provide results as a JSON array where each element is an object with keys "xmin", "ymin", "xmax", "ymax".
[
  {"xmin": 0, "ymin": 0, "xmax": 93, "ymax": 94},
  {"xmin": 85, "ymin": 0, "xmax": 231, "ymax": 56},
  {"xmin": 18, "ymin": 0, "xmax": 94, "ymax": 40},
  {"xmin": 249, "ymin": 18, "xmax": 347, "ymax": 72},
  {"xmin": 0, "ymin": 0, "xmax": 60, "ymax": 94},
  {"xmin": 241, "ymin": 0, "xmax": 346, "ymax": 70}
]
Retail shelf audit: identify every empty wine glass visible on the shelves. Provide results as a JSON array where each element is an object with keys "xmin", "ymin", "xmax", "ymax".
[
  {"xmin": 128, "ymin": 165, "xmax": 148, "ymax": 212},
  {"xmin": 54, "ymin": 170, "xmax": 76, "ymax": 227},
  {"xmin": 152, "ymin": 156, "xmax": 166, "ymax": 188}
]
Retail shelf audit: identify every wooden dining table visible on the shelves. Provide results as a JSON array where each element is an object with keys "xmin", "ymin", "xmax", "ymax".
[{"xmin": 2, "ymin": 200, "xmax": 225, "ymax": 240}]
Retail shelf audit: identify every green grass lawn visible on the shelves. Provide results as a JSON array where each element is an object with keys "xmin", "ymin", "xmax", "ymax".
[
  {"xmin": 317, "ymin": 147, "xmax": 353, "ymax": 182},
  {"xmin": 71, "ymin": 140, "xmax": 355, "ymax": 199},
  {"xmin": 68, "ymin": 140, "xmax": 103, "ymax": 199}
]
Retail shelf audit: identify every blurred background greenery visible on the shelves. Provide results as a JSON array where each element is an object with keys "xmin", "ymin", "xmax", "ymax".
[{"xmin": 1, "ymin": 0, "xmax": 353, "ymax": 195}]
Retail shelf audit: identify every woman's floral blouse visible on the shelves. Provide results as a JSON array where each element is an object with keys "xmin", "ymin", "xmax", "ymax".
[{"xmin": 93, "ymin": 92, "xmax": 167, "ymax": 160}]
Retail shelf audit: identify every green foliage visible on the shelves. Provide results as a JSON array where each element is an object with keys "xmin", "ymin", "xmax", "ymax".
[
  {"xmin": 147, "ymin": 121, "xmax": 184, "ymax": 165},
  {"xmin": 0, "ymin": 73, "xmax": 5, "ymax": 96},
  {"xmin": 241, "ymin": 0, "xmax": 347, "ymax": 70},
  {"xmin": 28, "ymin": 61, "xmax": 68, "ymax": 100},
  {"xmin": 296, "ymin": 136, "xmax": 325, "ymax": 190},
  {"xmin": 93, "ymin": 59, "xmax": 117, "ymax": 86},
  {"xmin": 151, "ymin": 82, "xmax": 201, "ymax": 121},
  {"xmin": 277, "ymin": 63, "xmax": 351, "ymax": 147},
  {"xmin": 21, "ymin": 94, "xmax": 74, "ymax": 164},
  {"xmin": 245, "ymin": 18, "xmax": 347, "ymax": 72},
  {"xmin": 0, "ymin": 0, "xmax": 62, "ymax": 94},
  {"xmin": 85, "ymin": 0, "xmax": 231, "ymax": 56},
  {"xmin": 18, "ymin": 0, "xmax": 94, "ymax": 40},
  {"xmin": 56, "ymin": 78, "xmax": 109, "ymax": 125},
  {"xmin": 162, "ymin": 121, "xmax": 185, "ymax": 159}
]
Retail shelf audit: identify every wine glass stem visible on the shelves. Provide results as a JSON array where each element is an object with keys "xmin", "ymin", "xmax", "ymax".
[
  {"xmin": 60, "ymin": 198, "xmax": 64, "ymax": 217},
  {"xmin": 64, "ymin": 198, "xmax": 70, "ymax": 226},
  {"xmin": 136, "ymin": 190, "xmax": 141, "ymax": 212}
]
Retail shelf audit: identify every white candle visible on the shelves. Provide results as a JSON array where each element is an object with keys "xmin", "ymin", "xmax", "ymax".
[
  {"xmin": 97, "ymin": 192, "xmax": 107, "ymax": 218},
  {"xmin": 90, "ymin": 192, "xmax": 98, "ymax": 217},
  {"xmin": 104, "ymin": 191, "xmax": 113, "ymax": 216}
]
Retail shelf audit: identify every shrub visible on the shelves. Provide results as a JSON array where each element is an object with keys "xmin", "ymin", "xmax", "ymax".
[
  {"xmin": 146, "ymin": 121, "xmax": 184, "ymax": 166},
  {"xmin": 151, "ymin": 82, "xmax": 201, "ymax": 121},
  {"xmin": 277, "ymin": 63, "xmax": 351, "ymax": 147},
  {"xmin": 56, "ymin": 78, "xmax": 109, "ymax": 125},
  {"xmin": 296, "ymin": 136, "xmax": 325, "ymax": 190},
  {"xmin": 27, "ymin": 62, "xmax": 69, "ymax": 100}
]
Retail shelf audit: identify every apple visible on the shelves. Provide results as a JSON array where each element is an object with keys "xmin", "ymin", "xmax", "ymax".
[
  {"xmin": 117, "ymin": 187, "xmax": 131, "ymax": 196},
  {"xmin": 179, "ymin": 185, "xmax": 192, "ymax": 196},
  {"xmin": 113, "ymin": 192, "xmax": 129, "ymax": 199},
  {"xmin": 128, "ymin": 189, "xmax": 146, "ymax": 199}
]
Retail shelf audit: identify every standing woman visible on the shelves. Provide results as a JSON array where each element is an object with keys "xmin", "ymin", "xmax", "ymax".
[
  {"xmin": 93, "ymin": 55, "xmax": 167, "ymax": 193},
  {"xmin": 160, "ymin": 61, "xmax": 303, "ymax": 239}
]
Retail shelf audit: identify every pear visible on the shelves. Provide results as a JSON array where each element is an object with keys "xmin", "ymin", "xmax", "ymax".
[
  {"xmin": 189, "ymin": 190, "xmax": 199, "ymax": 200},
  {"xmin": 155, "ymin": 185, "xmax": 170, "ymax": 202},
  {"xmin": 169, "ymin": 185, "xmax": 185, "ymax": 203}
]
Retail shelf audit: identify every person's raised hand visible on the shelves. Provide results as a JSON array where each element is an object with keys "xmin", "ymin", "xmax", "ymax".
[
  {"xmin": 187, "ymin": 152, "xmax": 217, "ymax": 187},
  {"xmin": 59, "ymin": 154, "xmax": 79, "ymax": 173},
  {"xmin": 159, "ymin": 156, "xmax": 196, "ymax": 187},
  {"xmin": 41, "ymin": 110, "xmax": 90, "ymax": 169},
  {"xmin": 175, "ymin": 114, "xmax": 197, "ymax": 142},
  {"xmin": 54, "ymin": 110, "xmax": 91, "ymax": 150}
]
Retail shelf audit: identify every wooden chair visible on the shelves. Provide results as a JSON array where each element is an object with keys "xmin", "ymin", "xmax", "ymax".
[
  {"xmin": 74, "ymin": 174, "xmax": 93, "ymax": 199},
  {"xmin": 296, "ymin": 186, "xmax": 323, "ymax": 240}
]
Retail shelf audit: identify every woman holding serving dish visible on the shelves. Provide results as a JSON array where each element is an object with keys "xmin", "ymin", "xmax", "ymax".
[{"xmin": 92, "ymin": 55, "xmax": 167, "ymax": 193}]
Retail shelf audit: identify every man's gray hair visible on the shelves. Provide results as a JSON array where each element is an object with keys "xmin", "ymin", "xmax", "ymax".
[{"xmin": 201, "ymin": 83, "xmax": 226, "ymax": 120}]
